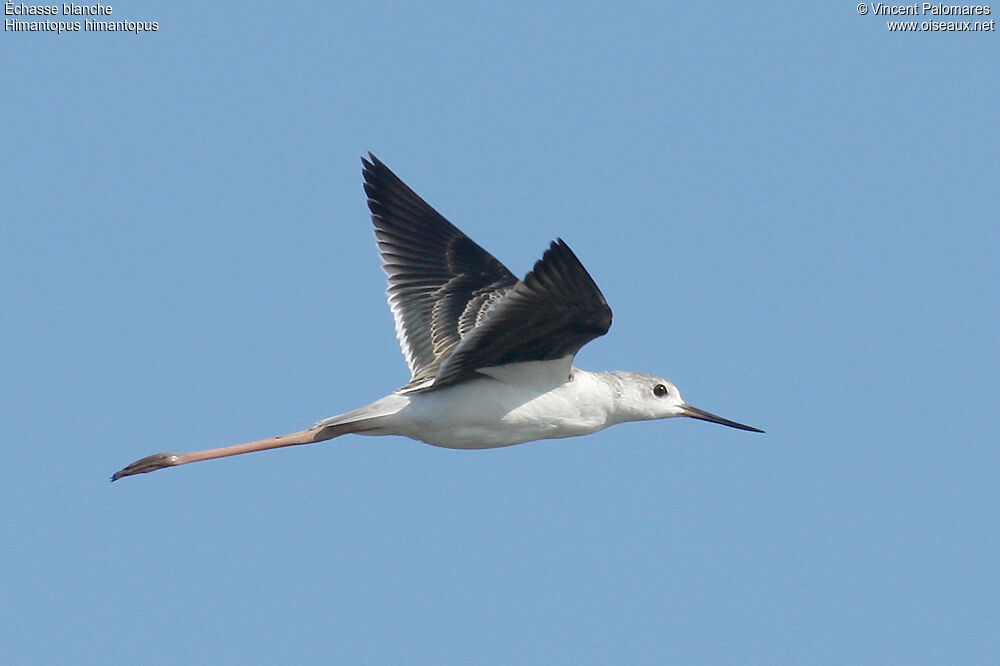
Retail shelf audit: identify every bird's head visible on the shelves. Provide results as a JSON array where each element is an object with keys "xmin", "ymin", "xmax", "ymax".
[{"xmin": 610, "ymin": 372, "xmax": 763, "ymax": 432}]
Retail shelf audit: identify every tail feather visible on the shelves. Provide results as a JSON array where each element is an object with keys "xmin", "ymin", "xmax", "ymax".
[{"xmin": 314, "ymin": 394, "xmax": 408, "ymax": 431}]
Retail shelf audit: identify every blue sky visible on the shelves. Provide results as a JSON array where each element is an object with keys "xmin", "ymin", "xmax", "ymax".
[{"xmin": 3, "ymin": 3, "xmax": 998, "ymax": 664}]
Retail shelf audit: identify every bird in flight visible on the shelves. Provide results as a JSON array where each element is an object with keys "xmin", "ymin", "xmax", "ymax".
[{"xmin": 112, "ymin": 155, "xmax": 761, "ymax": 481}]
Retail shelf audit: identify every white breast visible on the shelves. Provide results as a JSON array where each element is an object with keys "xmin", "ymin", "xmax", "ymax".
[{"xmin": 374, "ymin": 361, "xmax": 616, "ymax": 449}]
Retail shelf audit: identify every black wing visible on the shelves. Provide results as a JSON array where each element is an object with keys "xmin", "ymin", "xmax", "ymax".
[
  {"xmin": 363, "ymin": 155, "xmax": 518, "ymax": 389},
  {"xmin": 429, "ymin": 239, "xmax": 612, "ymax": 390},
  {"xmin": 363, "ymin": 155, "xmax": 612, "ymax": 393}
]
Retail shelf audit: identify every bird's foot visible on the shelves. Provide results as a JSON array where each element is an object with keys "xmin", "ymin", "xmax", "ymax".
[{"xmin": 111, "ymin": 453, "xmax": 181, "ymax": 481}]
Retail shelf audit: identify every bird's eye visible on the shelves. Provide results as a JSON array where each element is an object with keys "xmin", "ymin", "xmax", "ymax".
[{"xmin": 653, "ymin": 384, "xmax": 669, "ymax": 397}]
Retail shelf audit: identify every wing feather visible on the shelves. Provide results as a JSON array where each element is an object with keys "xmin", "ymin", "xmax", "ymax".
[
  {"xmin": 362, "ymin": 155, "xmax": 613, "ymax": 394},
  {"xmin": 363, "ymin": 155, "xmax": 517, "ymax": 386},
  {"xmin": 428, "ymin": 239, "xmax": 612, "ymax": 390}
]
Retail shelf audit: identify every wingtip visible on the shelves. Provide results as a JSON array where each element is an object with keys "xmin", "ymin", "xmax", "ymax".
[
  {"xmin": 362, "ymin": 153, "xmax": 397, "ymax": 192},
  {"xmin": 537, "ymin": 238, "xmax": 586, "ymax": 274}
]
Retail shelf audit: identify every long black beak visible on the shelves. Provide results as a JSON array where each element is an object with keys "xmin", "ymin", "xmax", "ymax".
[{"xmin": 681, "ymin": 404, "xmax": 764, "ymax": 433}]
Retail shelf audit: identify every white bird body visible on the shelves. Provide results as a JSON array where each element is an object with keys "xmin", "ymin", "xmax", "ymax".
[
  {"xmin": 328, "ymin": 358, "xmax": 609, "ymax": 449},
  {"xmin": 318, "ymin": 358, "xmax": 694, "ymax": 450},
  {"xmin": 112, "ymin": 155, "xmax": 760, "ymax": 481}
]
